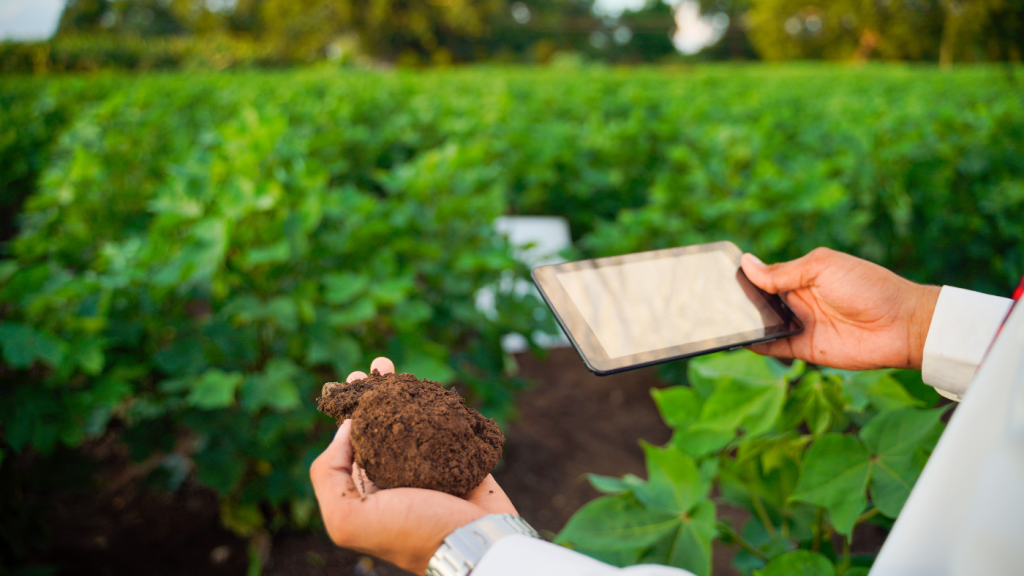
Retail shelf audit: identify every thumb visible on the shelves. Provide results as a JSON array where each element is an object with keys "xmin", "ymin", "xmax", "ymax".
[
  {"xmin": 310, "ymin": 419, "xmax": 360, "ymax": 514},
  {"xmin": 741, "ymin": 252, "xmax": 819, "ymax": 295},
  {"xmin": 311, "ymin": 420, "xmax": 355, "ymax": 489},
  {"xmin": 325, "ymin": 419, "xmax": 355, "ymax": 473}
]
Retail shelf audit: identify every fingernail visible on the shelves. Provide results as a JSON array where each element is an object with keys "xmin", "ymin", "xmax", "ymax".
[
  {"xmin": 744, "ymin": 253, "xmax": 765, "ymax": 266},
  {"xmin": 335, "ymin": 419, "xmax": 351, "ymax": 441}
]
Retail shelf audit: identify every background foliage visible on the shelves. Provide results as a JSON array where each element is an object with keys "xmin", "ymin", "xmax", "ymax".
[{"xmin": 1, "ymin": 65, "xmax": 1023, "ymax": 572}]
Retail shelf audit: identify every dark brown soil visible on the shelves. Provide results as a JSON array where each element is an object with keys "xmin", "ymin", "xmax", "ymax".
[
  {"xmin": 37, "ymin": 433, "xmax": 251, "ymax": 576},
  {"xmin": 317, "ymin": 370, "xmax": 504, "ymax": 497}
]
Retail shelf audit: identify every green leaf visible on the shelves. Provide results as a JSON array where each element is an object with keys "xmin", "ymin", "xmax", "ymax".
[
  {"xmin": 155, "ymin": 337, "xmax": 207, "ymax": 376},
  {"xmin": 667, "ymin": 499, "xmax": 717, "ymax": 576},
  {"xmin": 757, "ymin": 433, "xmax": 811, "ymax": 476},
  {"xmin": 860, "ymin": 408, "xmax": 944, "ymax": 517},
  {"xmin": 393, "ymin": 300, "xmax": 434, "ymax": 330},
  {"xmin": 0, "ymin": 260, "xmax": 18, "ymax": 284},
  {"xmin": 694, "ymin": 374, "xmax": 786, "ymax": 438},
  {"xmin": 836, "ymin": 370, "xmax": 922, "ymax": 412},
  {"xmin": 323, "ymin": 272, "xmax": 370, "ymax": 305},
  {"xmin": 0, "ymin": 447, "xmax": 5, "ymax": 468},
  {"xmin": 860, "ymin": 408, "xmax": 945, "ymax": 457},
  {"xmin": 754, "ymin": 550, "xmax": 834, "ymax": 576},
  {"xmin": 195, "ymin": 437, "xmax": 245, "ymax": 495},
  {"xmin": 186, "ymin": 369, "xmax": 243, "ymax": 409},
  {"xmin": 869, "ymin": 453, "xmax": 921, "ymax": 518},
  {"xmin": 580, "ymin": 547, "xmax": 645, "ymax": 567},
  {"xmin": 402, "ymin": 353, "xmax": 455, "ymax": 384},
  {"xmin": 790, "ymin": 434, "xmax": 871, "ymax": 536},
  {"xmin": 152, "ymin": 217, "xmax": 228, "ymax": 288},
  {"xmin": 771, "ymin": 358, "xmax": 807, "ymax": 382},
  {"xmin": 240, "ymin": 358, "xmax": 302, "ymax": 412},
  {"xmin": 327, "ymin": 297, "xmax": 377, "ymax": 327},
  {"xmin": 306, "ymin": 333, "xmax": 361, "ymax": 377},
  {"xmin": 220, "ymin": 501, "xmax": 265, "ymax": 538},
  {"xmin": 587, "ymin": 474, "xmax": 630, "ymax": 494},
  {"xmin": 555, "ymin": 493, "xmax": 680, "ymax": 551},
  {"xmin": 891, "ymin": 369, "xmax": 941, "ymax": 406},
  {"xmin": 241, "ymin": 240, "xmax": 290, "ymax": 268},
  {"xmin": 70, "ymin": 338, "xmax": 106, "ymax": 376},
  {"xmin": 688, "ymin": 350, "xmax": 780, "ymax": 397},
  {"xmin": 670, "ymin": 427, "xmax": 736, "ymax": 458},
  {"xmin": 265, "ymin": 296, "xmax": 299, "ymax": 332},
  {"xmin": 636, "ymin": 442, "xmax": 708, "ymax": 515},
  {"xmin": 82, "ymin": 371, "xmax": 133, "ymax": 436},
  {"xmin": 370, "ymin": 276, "xmax": 414, "ymax": 306},
  {"xmin": 651, "ymin": 386, "xmax": 702, "ymax": 429},
  {"xmin": 0, "ymin": 323, "xmax": 68, "ymax": 369},
  {"xmin": 786, "ymin": 371, "xmax": 843, "ymax": 436}
]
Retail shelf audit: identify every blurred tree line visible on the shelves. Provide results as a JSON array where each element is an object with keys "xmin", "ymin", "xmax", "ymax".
[
  {"xmin": 5, "ymin": 0, "xmax": 1022, "ymax": 69},
  {"xmin": 52, "ymin": 0, "xmax": 678, "ymax": 64},
  {"xmin": 733, "ymin": 0, "xmax": 1024, "ymax": 63}
]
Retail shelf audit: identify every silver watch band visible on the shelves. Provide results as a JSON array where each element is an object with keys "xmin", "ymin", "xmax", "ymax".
[{"xmin": 426, "ymin": 513, "xmax": 540, "ymax": 576}]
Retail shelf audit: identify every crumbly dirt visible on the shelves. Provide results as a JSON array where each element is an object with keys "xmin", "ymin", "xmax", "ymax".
[{"xmin": 316, "ymin": 371, "xmax": 504, "ymax": 497}]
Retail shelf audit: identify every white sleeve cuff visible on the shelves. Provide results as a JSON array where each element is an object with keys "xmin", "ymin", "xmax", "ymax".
[
  {"xmin": 921, "ymin": 286, "xmax": 1013, "ymax": 399},
  {"xmin": 472, "ymin": 535, "xmax": 695, "ymax": 576}
]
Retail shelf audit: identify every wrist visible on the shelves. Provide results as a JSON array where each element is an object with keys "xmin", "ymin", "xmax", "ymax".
[
  {"xmin": 426, "ymin": 514, "xmax": 539, "ymax": 576},
  {"xmin": 907, "ymin": 283, "xmax": 941, "ymax": 370}
]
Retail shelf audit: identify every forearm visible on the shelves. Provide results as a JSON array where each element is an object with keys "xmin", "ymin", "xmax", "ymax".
[{"xmin": 921, "ymin": 286, "xmax": 1013, "ymax": 400}]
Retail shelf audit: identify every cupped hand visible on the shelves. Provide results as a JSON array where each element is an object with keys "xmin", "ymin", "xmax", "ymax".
[
  {"xmin": 741, "ymin": 248, "xmax": 940, "ymax": 371},
  {"xmin": 309, "ymin": 357, "xmax": 518, "ymax": 575}
]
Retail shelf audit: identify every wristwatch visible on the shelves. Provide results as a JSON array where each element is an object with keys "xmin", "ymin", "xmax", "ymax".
[{"xmin": 426, "ymin": 513, "xmax": 540, "ymax": 576}]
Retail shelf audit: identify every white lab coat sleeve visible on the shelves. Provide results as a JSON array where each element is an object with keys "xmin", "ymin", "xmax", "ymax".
[
  {"xmin": 921, "ymin": 286, "xmax": 1013, "ymax": 400},
  {"xmin": 472, "ymin": 535, "xmax": 695, "ymax": 576}
]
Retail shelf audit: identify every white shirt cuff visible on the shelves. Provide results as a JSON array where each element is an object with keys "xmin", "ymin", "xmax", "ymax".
[
  {"xmin": 473, "ymin": 535, "xmax": 694, "ymax": 576},
  {"xmin": 921, "ymin": 286, "xmax": 1013, "ymax": 399}
]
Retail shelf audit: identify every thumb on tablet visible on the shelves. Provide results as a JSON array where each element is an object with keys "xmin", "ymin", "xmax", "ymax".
[{"xmin": 741, "ymin": 252, "xmax": 819, "ymax": 295}]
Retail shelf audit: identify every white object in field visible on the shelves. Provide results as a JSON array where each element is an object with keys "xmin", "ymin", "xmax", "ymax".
[
  {"xmin": 493, "ymin": 216, "xmax": 572, "ymax": 268},
  {"xmin": 474, "ymin": 216, "xmax": 573, "ymax": 353}
]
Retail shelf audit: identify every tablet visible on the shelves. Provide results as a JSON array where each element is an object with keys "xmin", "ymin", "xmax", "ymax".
[{"xmin": 531, "ymin": 241, "xmax": 803, "ymax": 375}]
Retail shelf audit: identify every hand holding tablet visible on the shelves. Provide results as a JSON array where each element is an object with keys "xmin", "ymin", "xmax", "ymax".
[{"xmin": 531, "ymin": 241, "xmax": 803, "ymax": 375}]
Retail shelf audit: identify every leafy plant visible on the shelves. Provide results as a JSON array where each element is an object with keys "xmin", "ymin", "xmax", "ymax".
[{"xmin": 557, "ymin": 350, "xmax": 944, "ymax": 575}]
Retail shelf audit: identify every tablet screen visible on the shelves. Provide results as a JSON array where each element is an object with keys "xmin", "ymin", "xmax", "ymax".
[
  {"xmin": 531, "ymin": 242, "xmax": 802, "ymax": 374},
  {"xmin": 555, "ymin": 250, "xmax": 782, "ymax": 358}
]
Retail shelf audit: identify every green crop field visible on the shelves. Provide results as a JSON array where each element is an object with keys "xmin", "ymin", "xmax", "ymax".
[{"xmin": 1, "ymin": 64, "xmax": 1022, "ymax": 574}]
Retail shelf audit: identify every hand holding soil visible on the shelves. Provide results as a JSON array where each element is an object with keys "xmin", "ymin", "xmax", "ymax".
[
  {"xmin": 309, "ymin": 357, "xmax": 517, "ymax": 575},
  {"xmin": 316, "ymin": 358, "xmax": 505, "ymax": 497}
]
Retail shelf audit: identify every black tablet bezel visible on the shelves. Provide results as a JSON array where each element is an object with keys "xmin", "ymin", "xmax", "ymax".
[{"xmin": 531, "ymin": 241, "xmax": 804, "ymax": 375}]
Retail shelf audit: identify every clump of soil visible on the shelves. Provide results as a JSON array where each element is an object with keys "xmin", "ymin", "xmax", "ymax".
[{"xmin": 316, "ymin": 371, "xmax": 504, "ymax": 497}]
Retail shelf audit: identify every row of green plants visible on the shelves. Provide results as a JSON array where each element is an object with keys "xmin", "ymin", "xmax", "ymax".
[
  {"xmin": 557, "ymin": 350, "xmax": 945, "ymax": 575},
  {"xmin": 1, "ymin": 65, "xmax": 1022, "ymax": 572}
]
